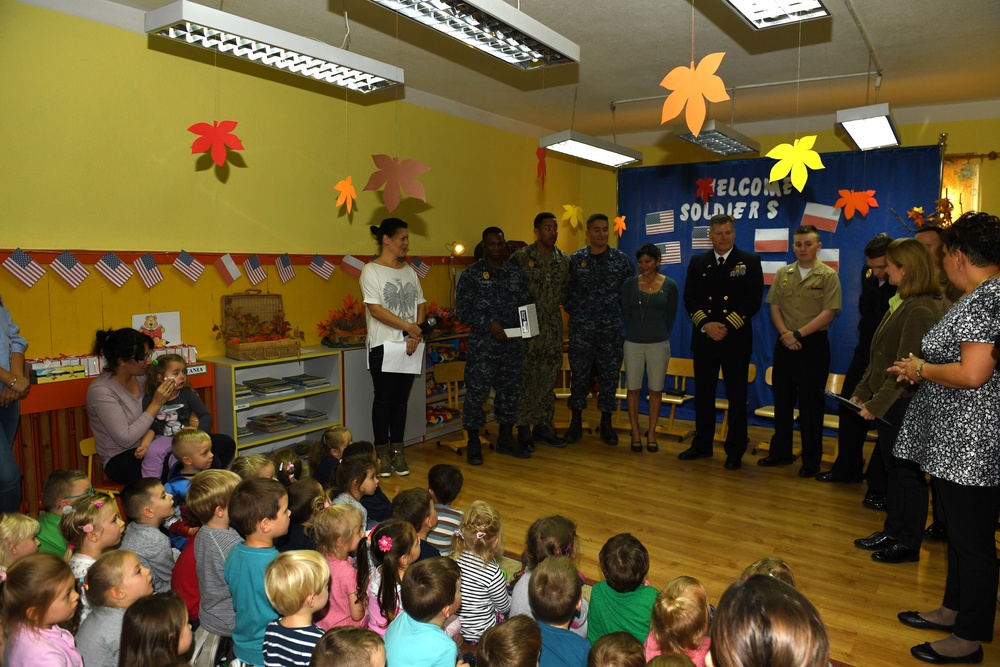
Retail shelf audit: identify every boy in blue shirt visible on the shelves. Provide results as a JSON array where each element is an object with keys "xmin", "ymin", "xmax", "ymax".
[
  {"xmin": 530, "ymin": 556, "xmax": 592, "ymax": 667},
  {"xmin": 384, "ymin": 557, "xmax": 464, "ymax": 667},
  {"xmin": 224, "ymin": 478, "xmax": 290, "ymax": 667}
]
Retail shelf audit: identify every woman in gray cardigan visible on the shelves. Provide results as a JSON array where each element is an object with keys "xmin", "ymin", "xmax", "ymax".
[{"xmin": 851, "ymin": 239, "xmax": 942, "ymax": 564}]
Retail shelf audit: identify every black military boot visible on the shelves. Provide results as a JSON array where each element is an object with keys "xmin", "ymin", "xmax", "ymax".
[
  {"xmin": 533, "ymin": 424, "xmax": 566, "ymax": 448},
  {"xmin": 600, "ymin": 412, "xmax": 618, "ymax": 446},
  {"xmin": 496, "ymin": 424, "xmax": 531, "ymax": 458},
  {"xmin": 466, "ymin": 429, "xmax": 483, "ymax": 466},
  {"xmin": 563, "ymin": 410, "xmax": 583, "ymax": 444},
  {"xmin": 517, "ymin": 425, "xmax": 535, "ymax": 452}
]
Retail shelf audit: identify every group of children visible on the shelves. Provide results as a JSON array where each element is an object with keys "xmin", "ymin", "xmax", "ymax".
[{"xmin": 0, "ymin": 418, "xmax": 830, "ymax": 667}]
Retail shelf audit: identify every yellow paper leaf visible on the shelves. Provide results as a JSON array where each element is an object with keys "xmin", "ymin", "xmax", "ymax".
[
  {"xmin": 659, "ymin": 52, "xmax": 731, "ymax": 137},
  {"xmin": 562, "ymin": 204, "xmax": 584, "ymax": 229},
  {"xmin": 765, "ymin": 136, "xmax": 825, "ymax": 193},
  {"xmin": 614, "ymin": 215, "xmax": 626, "ymax": 237}
]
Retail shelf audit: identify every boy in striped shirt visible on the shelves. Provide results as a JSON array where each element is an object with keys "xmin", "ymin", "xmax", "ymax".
[{"xmin": 262, "ymin": 551, "xmax": 329, "ymax": 667}]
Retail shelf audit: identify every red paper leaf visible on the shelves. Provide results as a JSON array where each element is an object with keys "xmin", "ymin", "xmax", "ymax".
[
  {"xmin": 363, "ymin": 154, "xmax": 430, "ymax": 212},
  {"xmin": 833, "ymin": 189, "xmax": 878, "ymax": 219},
  {"xmin": 188, "ymin": 120, "xmax": 244, "ymax": 167},
  {"xmin": 695, "ymin": 178, "xmax": 715, "ymax": 204},
  {"xmin": 536, "ymin": 147, "xmax": 547, "ymax": 188}
]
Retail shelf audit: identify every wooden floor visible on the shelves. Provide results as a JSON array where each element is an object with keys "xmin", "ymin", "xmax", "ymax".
[{"xmin": 383, "ymin": 406, "xmax": 998, "ymax": 667}]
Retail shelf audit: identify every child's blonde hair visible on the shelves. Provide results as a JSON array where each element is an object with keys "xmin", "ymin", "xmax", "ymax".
[
  {"xmin": 265, "ymin": 550, "xmax": 331, "ymax": 616},
  {"xmin": 740, "ymin": 556, "xmax": 796, "ymax": 587},
  {"xmin": 309, "ymin": 426, "xmax": 351, "ymax": 475},
  {"xmin": 0, "ymin": 513, "xmax": 39, "ymax": 568},
  {"xmin": 310, "ymin": 626, "xmax": 384, "ymax": 667},
  {"xmin": 587, "ymin": 632, "xmax": 646, "ymax": 667},
  {"xmin": 230, "ymin": 454, "xmax": 274, "ymax": 480},
  {"xmin": 271, "ymin": 448, "xmax": 302, "ymax": 487},
  {"xmin": 650, "ymin": 576, "xmax": 709, "ymax": 655},
  {"xmin": 144, "ymin": 354, "xmax": 190, "ymax": 395},
  {"xmin": 186, "ymin": 469, "xmax": 242, "ymax": 524},
  {"xmin": 59, "ymin": 492, "xmax": 117, "ymax": 551},
  {"xmin": 451, "ymin": 500, "xmax": 503, "ymax": 564},
  {"xmin": 171, "ymin": 428, "xmax": 211, "ymax": 461},
  {"xmin": 85, "ymin": 549, "xmax": 135, "ymax": 608},
  {"xmin": 646, "ymin": 655, "xmax": 696, "ymax": 667},
  {"xmin": 311, "ymin": 503, "xmax": 364, "ymax": 557},
  {"xmin": 1, "ymin": 553, "xmax": 76, "ymax": 636}
]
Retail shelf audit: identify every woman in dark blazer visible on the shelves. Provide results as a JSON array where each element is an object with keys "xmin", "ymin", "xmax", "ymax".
[{"xmin": 851, "ymin": 238, "xmax": 942, "ymax": 563}]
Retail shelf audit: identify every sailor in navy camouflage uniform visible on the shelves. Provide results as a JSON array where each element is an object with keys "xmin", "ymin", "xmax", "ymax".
[
  {"xmin": 563, "ymin": 214, "xmax": 635, "ymax": 445},
  {"xmin": 456, "ymin": 227, "xmax": 532, "ymax": 463}
]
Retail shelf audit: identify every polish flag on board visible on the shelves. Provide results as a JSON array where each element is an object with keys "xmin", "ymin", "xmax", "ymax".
[
  {"xmin": 340, "ymin": 255, "xmax": 367, "ymax": 278},
  {"xmin": 801, "ymin": 202, "xmax": 840, "ymax": 233},
  {"xmin": 754, "ymin": 228, "xmax": 788, "ymax": 253},
  {"xmin": 818, "ymin": 249, "xmax": 840, "ymax": 272},
  {"xmin": 215, "ymin": 253, "xmax": 242, "ymax": 285},
  {"xmin": 761, "ymin": 261, "xmax": 787, "ymax": 286}
]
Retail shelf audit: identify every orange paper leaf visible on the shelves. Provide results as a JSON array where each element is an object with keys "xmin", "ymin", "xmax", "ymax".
[
  {"xmin": 188, "ymin": 120, "xmax": 244, "ymax": 167},
  {"xmin": 614, "ymin": 215, "xmax": 626, "ymax": 237},
  {"xmin": 363, "ymin": 154, "xmax": 430, "ymax": 213},
  {"xmin": 659, "ymin": 52, "xmax": 731, "ymax": 137},
  {"xmin": 833, "ymin": 189, "xmax": 878, "ymax": 219},
  {"xmin": 536, "ymin": 147, "xmax": 547, "ymax": 188},
  {"xmin": 335, "ymin": 176, "xmax": 357, "ymax": 213}
]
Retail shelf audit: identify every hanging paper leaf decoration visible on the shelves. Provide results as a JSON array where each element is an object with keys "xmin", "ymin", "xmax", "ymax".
[
  {"xmin": 562, "ymin": 204, "xmax": 584, "ymax": 229},
  {"xmin": 614, "ymin": 215, "xmax": 627, "ymax": 237},
  {"xmin": 335, "ymin": 176, "xmax": 357, "ymax": 213},
  {"xmin": 363, "ymin": 154, "xmax": 430, "ymax": 213},
  {"xmin": 659, "ymin": 52, "xmax": 730, "ymax": 137},
  {"xmin": 188, "ymin": 120, "xmax": 244, "ymax": 167},
  {"xmin": 695, "ymin": 178, "xmax": 715, "ymax": 204},
  {"xmin": 766, "ymin": 135, "xmax": 825, "ymax": 193},
  {"xmin": 536, "ymin": 147, "xmax": 547, "ymax": 188},
  {"xmin": 834, "ymin": 189, "xmax": 878, "ymax": 219}
]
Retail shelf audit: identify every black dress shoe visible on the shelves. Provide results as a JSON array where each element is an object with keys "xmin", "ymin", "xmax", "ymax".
[
  {"xmin": 757, "ymin": 455, "xmax": 795, "ymax": 467},
  {"xmin": 854, "ymin": 531, "xmax": 897, "ymax": 550},
  {"xmin": 678, "ymin": 447, "xmax": 712, "ymax": 461},
  {"xmin": 798, "ymin": 466, "xmax": 818, "ymax": 478},
  {"xmin": 724, "ymin": 456, "xmax": 742, "ymax": 470},
  {"xmin": 816, "ymin": 471, "xmax": 863, "ymax": 483},
  {"xmin": 532, "ymin": 424, "xmax": 566, "ymax": 448},
  {"xmin": 872, "ymin": 543, "xmax": 920, "ymax": 563},
  {"xmin": 924, "ymin": 522, "xmax": 948, "ymax": 543},
  {"xmin": 898, "ymin": 611, "xmax": 956, "ymax": 632},
  {"xmin": 862, "ymin": 492, "xmax": 887, "ymax": 511},
  {"xmin": 911, "ymin": 642, "xmax": 983, "ymax": 664}
]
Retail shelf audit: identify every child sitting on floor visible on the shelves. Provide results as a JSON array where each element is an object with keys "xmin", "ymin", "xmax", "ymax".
[
  {"xmin": 426, "ymin": 464, "xmax": 463, "ymax": 556},
  {"xmin": 276, "ymin": 477, "xmax": 324, "ymax": 552},
  {"xmin": 366, "ymin": 519, "xmax": 420, "ymax": 636},
  {"xmin": 342, "ymin": 442, "xmax": 393, "ymax": 526},
  {"xmin": 384, "ymin": 556, "xmax": 464, "ymax": 667},
  {"xmin": 310, "ymin": 626, "xmax": 386, "ymax": 667},
  {"xmin": 262, "ymin": 550, "xmax": 329, "ymax": 667},
  {"xmin": 231, "ymin": 454, "xmax": 277, "ymax": 481},
  {"xmin": 331, "ymin": 455, "xmax": 379, "ymax": 532},
  {"xmin": 478, "ymin": 616, "xmax": 542, "ymax": 667},
  {"xmin": 310, "ymin": 426, "xmax": 352, "ymax": 490},
  {"xmin": 163, "ymin": 429, "xmax": 211, "ymax": 549},
  {"xmin": 271, "ymin": 449, "xmax": 302, "ymax": 488},
  {"xmin": 312, "ymin": 503, "xmax": 368, "ymax": 630},
  {"xmin": 530, "ymin": 556, "xmax": 591, "ymax": 667},
  {"xmin": 61, "ymin": 492, "xmax": 125, "ymax": 621},
  {"xmin": 37, "ymin": 469, "xmax": 90, "ymax": 558},
  {"xmin": 392, "ymin": 487, "xmax": 440, "ymax": 562},
  {"xmin": 644, "ymin": 576, "xmax": 711, "ymax": 667},
  {"xmin": 120, "ymin": 478, "xmax": 177, "ymax": 594},
  {"xmin": 587, "ymin": 632, "xmax": 645, "ymax": 667},
  {"xmin": 0, "ymin": 512, "xmax": 39, "ymax": 573},
  {"xmin": 587, "ymin": 533, "xmax": 657, "ymax": 644},
  {"xmin": 451, "ymin": 500, "xmax": 511, "ymax": 645}
]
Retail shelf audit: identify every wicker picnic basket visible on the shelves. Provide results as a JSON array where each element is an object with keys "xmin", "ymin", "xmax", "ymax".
[{"xmin": 222, "ymin": 291, "xmax": 301, "ymax": 361}]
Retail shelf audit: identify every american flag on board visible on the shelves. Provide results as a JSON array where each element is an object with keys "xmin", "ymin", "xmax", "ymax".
[
  {"xmin": 50, "ymin": 251, "xmax": 89, "ymax": 288},
  {"xmin": 276, "ymin": 254, "xmax": 296, "ymax": 284},
  {"xmin": 95, "ymin": 252, "xmax": 133, "ymax": 287},
  {"xmin": 692, "ymin": 226, "xmax": 713, "ymax": 249},
  {"xmin": 3, "ymin": 249, "xmax": 46, "ymax": 287},
  {"xmin": 308, "ymin": 254, "xmax": 335, "ymax": 280},
  {"xmin": 657, "ymin": 241, "xmax": 682, "ymax": 265},
  {"xmin": 243, "ymin": 254, "xmax": 268, "ymax": 286},
  {"xmin": 340, "ymin": 255, "xmax": 366, "ymax": 278},
  {"xmin": 134, "ymin": 253, "xmax": 163, "ymax": 289},
  {"xmin": 173, "ymin": 250, "xmax": 205, "ymax": 282},
  {"xmin": 645, "ymin": 210, "xmax": 675, "ymax": 235},
  {"xmin": 410, "ymin": 257, "xmax": 430, "ymax": 279},
  {"xmin": 215, "ymin": 253, "xmax": 241, "ymax": 285}
]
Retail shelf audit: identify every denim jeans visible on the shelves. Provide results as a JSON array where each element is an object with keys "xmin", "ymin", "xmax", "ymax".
[{"xmin": 0, "ymin": 400, "xmax": 23, "ymax": 512}]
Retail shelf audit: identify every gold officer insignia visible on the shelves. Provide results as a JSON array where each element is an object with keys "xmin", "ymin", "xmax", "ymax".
[{"xmin": 483, "ymin": 271, "xmax": 490, "ymax": 280}]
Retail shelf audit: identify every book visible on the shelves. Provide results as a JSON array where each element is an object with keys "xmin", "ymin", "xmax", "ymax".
[
  {"xmin": 285, "ymin": 409, "xmax": 328, "ymax": 423},
  {"xmin": 282, "ymin": 374, "xmax": 329, "ymax": 387}
]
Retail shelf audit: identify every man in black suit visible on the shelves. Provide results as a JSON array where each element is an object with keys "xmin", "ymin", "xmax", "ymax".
[{"xmin": 679, "ymin": 214, "xmax": 764, "ymax": 469}]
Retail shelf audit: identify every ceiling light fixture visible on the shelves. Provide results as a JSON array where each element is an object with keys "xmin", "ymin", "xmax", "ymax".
[
  {"xmin": 674, "ymin": 120, "xmax": 760, "ymax": 156},
  {"xmin": 722, "ymin": 0, "xmax": 831, "ymax": 30},
  {"xmin": 836, "ymin": 103, "xmax": 900, "ymax": 150},
  {"xmin": 145, "ymin": 0, "xmax": 403, "ymax": 93},
  {"xmin": 367, "ymin": 0, "xmax": 579, "ymax": 70},
  {"xmin": 539, "ymin": 130, "xmax": 642, "ymax": 169}
]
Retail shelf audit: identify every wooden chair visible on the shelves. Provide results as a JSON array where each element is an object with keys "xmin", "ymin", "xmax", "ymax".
[
  {"xmin": 714, "ymin": 363, "xmax": 757, "ymax": 442},
  {"xmin": 79, "ymin": 437, "xmax": 126, "ymax": 516},
  {"xmin": 753, "ymin": 370, "xmax": 846, "ymax": 463},
  {"xmin": 553, "ymin": 352, "xmax": 592, "ymax": 434},
  {"xmin": 654, "ymin": 357, "xmax": 696, "ymax": 441},
  {"xmin": 614, "ymin": 361, "xmax": 628, "ymax": 427},
  {"xmin": 433, "ymin": 361, "xmax": 493, "ymax": 456}
]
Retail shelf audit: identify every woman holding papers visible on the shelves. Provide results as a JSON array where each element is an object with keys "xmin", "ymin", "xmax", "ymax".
[
  {"xmin": 850, "ymin": 239, "xmax": 941, "ymax": 565},
  {"xmin": 361, "ymin": 218, "xmax": 427, "ymax": 478}
]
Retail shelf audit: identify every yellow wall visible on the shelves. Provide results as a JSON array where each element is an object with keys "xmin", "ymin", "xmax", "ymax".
[{"xmin": 0, "ymin": 0, "xmax": 612, "ymax": 358}]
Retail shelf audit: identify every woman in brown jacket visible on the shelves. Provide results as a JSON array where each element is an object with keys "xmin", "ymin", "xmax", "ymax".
[{"xmin": 851, "ymin": 238, "xmax": 942, "ymax": 564}]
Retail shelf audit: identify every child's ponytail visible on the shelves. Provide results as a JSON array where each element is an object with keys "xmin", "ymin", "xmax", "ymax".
[{"xmin": 369, "ymin": 520, "xmax": 417, "ymax": 628}]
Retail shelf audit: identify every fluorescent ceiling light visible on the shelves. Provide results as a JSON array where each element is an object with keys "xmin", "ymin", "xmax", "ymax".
[
  {"xmin": 836, "ymin": 103, "xmax": 901, "ymax": 150},
  {"xmin": 722, "ymin": 0, "xmax": 830, "ymax": 30},
  {"xmin": 540, "ymin": 130, "xmax": 641, "ymax": 168},
  {"xmin": 367, "ymin": 0, "xmax": 579, "ymax": 70},
  {"xmin": 675, "ymin": 120, "xmax": 760, "ymax": 156},
  {"xmin": 145, "ymin": 0, "xmax": 403, "ymax": 93}
]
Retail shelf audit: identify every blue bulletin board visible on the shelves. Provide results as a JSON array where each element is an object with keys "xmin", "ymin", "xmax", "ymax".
[{"xmin": 617, "ymin": 145, "xmax": 942, "ymax": 421}]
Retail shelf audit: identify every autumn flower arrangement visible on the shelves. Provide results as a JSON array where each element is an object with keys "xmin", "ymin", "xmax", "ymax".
[
  {"xmin": 426, "ymin": 301, "xmax": 470, "ymax": 336},
  {"xmin": 905, "ymin": 197, "xmax": 954, "ymax": 229},
  {"xmin": 214, "ymin": 308, "xmax": 305, "ymax": 344},
  {"xmin": 318, "ymin": 294, "xmax": 367, "ymax": 347}
]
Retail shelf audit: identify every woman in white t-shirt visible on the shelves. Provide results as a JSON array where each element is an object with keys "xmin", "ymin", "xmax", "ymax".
[{"xmin": 360, "ymin": 219, "xmax": 427, "ymax": 477}]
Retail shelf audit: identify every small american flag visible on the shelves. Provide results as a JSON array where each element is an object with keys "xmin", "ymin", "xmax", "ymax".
[
  {"xmin": 340, "ymin": 254, "xmax": 366, "ymax": 278},
  {"xmin": 410, "ymin": 257, "xmax": 430, "ymax": 279},
  {"xmin": 50, "ymin": 250, "xmax": 89, "ymax": 288},
  {"xmin": 134, "ymin": 253, "xmax": 163, "ymax": 289},
  {"xmin": 658, "ymin": 241, "xmax": 682, "ymax": 265},
  {"xmin": 173, "ymin": 250, "xmax": 205, "ymax": 282},
  {"xmin": 3, "ymin": 249, "xmax": 46, "ymax": 287},
  {"xmin": 243, "ymin": 254, "xmax": 267, "ymax": 286},
  {"xmin": 95, "ymin": 251, "xmax": 133, "ymax": 287},
  {"xmin": 692, "ymin": 226, "xmax": 713, "ymax": 249},
  {"xmin": 276, "ymin": 254, "xmax": 296, "ymax": 284},
  {"xmin": 308, "ymin": 254, "xmax": 335, "ymax": 280},
  {"xmin": 645, "ymin": 210, "xmax": 675, "ymax": 235}
]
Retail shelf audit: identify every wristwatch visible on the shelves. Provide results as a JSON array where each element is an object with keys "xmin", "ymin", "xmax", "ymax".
[{"xmin": 792, "ymin": 330, "xmax": 803, "ymax": 341}]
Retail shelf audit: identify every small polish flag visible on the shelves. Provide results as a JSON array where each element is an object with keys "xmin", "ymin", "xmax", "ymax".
[
  {"xmin": 308, "ymin": 254, "xmax": 335, "ymax": 280},
  {"xmin": 818, "ymin": 248, "xmax": 840, "ymax": 272},
  {"xmin": 657, "ymin": 241, "xmax": 682, "ymax": 265},
  {"xmin": 276, "ymin": 254, "xmax": 296, "ymax": 284},
  {"xmin": 410, "ymin": 257, "xmax": 430, "ymax": 279},
  {"xmin": 215, "ymin": 253, "xmax": 242, "ymax": 285},
  {"xmin": 801, "ymin": 202, "xmax": 840, "ymax": 233},
  {"xmin": 754, "ymin": 228, "xmax": 789, "ymax": 253},
  {"xmin": 340, "ymin": 255, "xmax": 366, "ymax": 278},
  {"xmin": 761, "ymin": 261, "xmax": 787, "ymax": 286},
  {"xmin": 243, "ymin": 254, "xmax": 268, "ymax": 286}
]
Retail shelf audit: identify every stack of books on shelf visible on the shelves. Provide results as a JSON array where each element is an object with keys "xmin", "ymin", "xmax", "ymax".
[
  {"xmin": 244, "ymin": 377, "xmax": 295, "ymax": 396},
  {"xmin": 235, "ymin": 384, "xmax": 253, "ymax": 400},
  {"xmin": 285, "ymin": 409, "xmax": 328, "ymax": 424},
  {"xmin": 282, "ymin": 373, "xmax": 330, "ymax": 389},
  {"xmin": 245, "ymin": 412, "xmax": 298, "ymax": 433}
]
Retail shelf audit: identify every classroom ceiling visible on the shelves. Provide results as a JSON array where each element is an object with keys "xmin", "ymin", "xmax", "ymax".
[{"xmin": 99, "ymin": 0, "xmax": 1000, "ymax": 140}]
